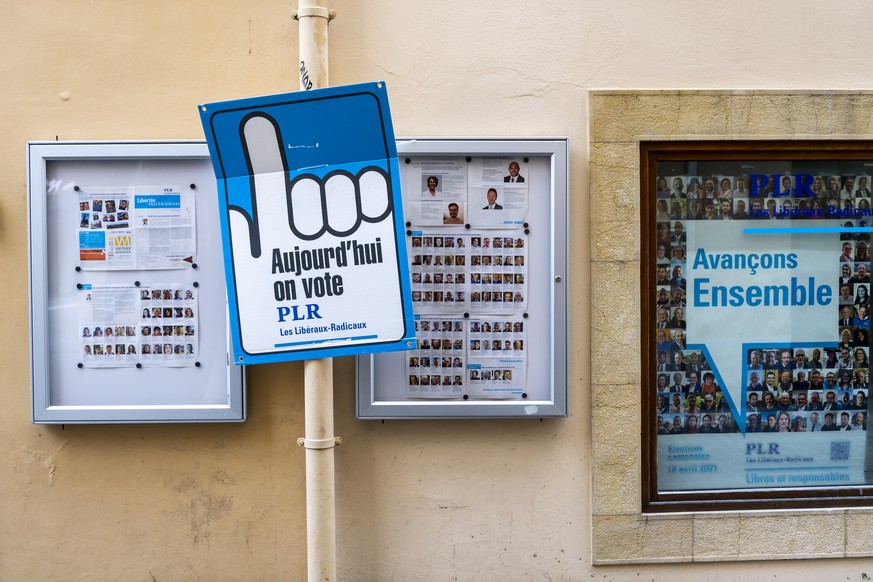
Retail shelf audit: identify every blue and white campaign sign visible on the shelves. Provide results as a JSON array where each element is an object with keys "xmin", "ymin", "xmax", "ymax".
[
  {"xmin": 686, "ymin": 220, "xmax": 837, "ymax": 415},
  {"xmin": 658, "ymin": 215, "xmax": 866, "ymax": 490},
  {"xmin": 199, "ymin": 82, "xmax": 416, "ymax": 364}
]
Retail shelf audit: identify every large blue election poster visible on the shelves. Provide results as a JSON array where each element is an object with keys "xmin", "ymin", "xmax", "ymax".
[
  {"xmin": 653, "ymin": 172, "xmax": 872, "ymax": 491},
  {"xmin": 199, "ymin": 82, "xmax": 415, "ymax": 364}
]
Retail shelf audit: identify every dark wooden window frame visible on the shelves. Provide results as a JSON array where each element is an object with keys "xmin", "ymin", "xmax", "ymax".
[{"xmin": 641, "ymin": 140, "xmax": 873, "ymax": 512}]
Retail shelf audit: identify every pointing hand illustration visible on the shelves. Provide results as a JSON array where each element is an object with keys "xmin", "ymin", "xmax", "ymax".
[
  {"xmin": 230, "ymin": 113, "xmax": 393, "ymax": 258},
  {"xmin": 223, "ymin": 111, "xmax": 404, "ymax": 355}
]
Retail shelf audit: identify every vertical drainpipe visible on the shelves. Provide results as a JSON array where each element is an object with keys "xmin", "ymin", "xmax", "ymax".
[{"xmin": 292, "ymin": 2, "xmax": 338, "ymax": 581}]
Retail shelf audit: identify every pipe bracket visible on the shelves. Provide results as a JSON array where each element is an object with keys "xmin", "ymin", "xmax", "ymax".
[
  {"xmin": 291, "ymin": 7, "xmax": 336, "ymax": 21},
  {"xmin": 297, "ymin": 436, "xmax": 343, "ymax": 449}
]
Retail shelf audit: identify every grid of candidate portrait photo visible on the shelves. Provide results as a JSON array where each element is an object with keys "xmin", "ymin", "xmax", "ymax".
[
  {"xmin": 80, "ymin": 284, "xmax": 199, "ymax": 366},
  {"xmin": 656, "ymin": 173, "xmax": 873, "ymax": 222},
  {"xmin": 80, "ymin": 324, "xmax": 140, "ymax": 360},
  {"xmin": 654, "ymin": 173, "xmax": 872, "ymax": 437},
  {"xmin": 138, "ymin": 286, "xmax": 199, "ymax": 359},
  {"xmin": 743, "ymin": 346, "xmax": 867, "ymax": 433},
  {"xmin": 410, "ymin": 234, "xmax": 528, "ymax": 310},
  {"xmin": 406, "ymin": 228, "xmax": 530, "ymax": 399},
  {"xmin": 655, "ymin": 352, "xmax": 741, "ymax": 435},
  {"xmin": 408, "ymin": 317, "xmax": 466, "ymax": 396},
  {"xmin": 404, "ymin": 156, "xmax": 539, "ymax": 401},
  {"xmin": 407, "ymin": 316, "xmax": 526, "ymax": 396}
]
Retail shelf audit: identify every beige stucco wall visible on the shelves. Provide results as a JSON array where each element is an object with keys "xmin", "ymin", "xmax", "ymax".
[{"xmin": 4, "ymin": 1, "xmax": 873, "ymax": 580}]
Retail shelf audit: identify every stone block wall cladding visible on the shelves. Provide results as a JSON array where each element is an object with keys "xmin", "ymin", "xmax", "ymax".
[{"xmin": 589, "ymin": 91, "xmax": 873, "ymax": 564}]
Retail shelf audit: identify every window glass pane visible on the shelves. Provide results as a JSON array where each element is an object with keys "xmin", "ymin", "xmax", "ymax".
[{"xmin": 653, "ymin": 159, "xmax": 873, "ymax": 492}]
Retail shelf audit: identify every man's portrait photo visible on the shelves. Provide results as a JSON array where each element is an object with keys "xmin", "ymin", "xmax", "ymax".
[
  {"xmin": 443, "ymin": 202, "xmax": 464, "ymax": 224},
  {"xmin": 504, "ymin": 161, "xmax": 525, "ymax": 183},
  {"xmin": 483, "ymin": 187, "xmax": 503, "ymax": 210}
]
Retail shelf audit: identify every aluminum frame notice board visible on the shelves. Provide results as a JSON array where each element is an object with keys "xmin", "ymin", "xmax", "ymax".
[
  {"xmin": 356, "ymin": 139, "xmax": 568, "ymax": 419},
  {"xmin": 28, "ymin": 141, "xmax": 245, "ymax": 423}
]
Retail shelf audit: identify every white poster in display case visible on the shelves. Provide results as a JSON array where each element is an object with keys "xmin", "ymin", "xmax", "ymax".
[{"xmin": 357, "ymin": 139, "xmax": 568, "ymax": 419}]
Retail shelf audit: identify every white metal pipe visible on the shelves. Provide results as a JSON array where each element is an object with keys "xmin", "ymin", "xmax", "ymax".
[
  {"xmin": 295, "ymin": 2, "xmax": 337, "ymax": 580},
  {"xmin": 303, "ymin": 357, "xmax": 336, "ymax": 582},
  {"xmin": 294, "ymin": 0, "xmax": 333, "ymax": 91}
]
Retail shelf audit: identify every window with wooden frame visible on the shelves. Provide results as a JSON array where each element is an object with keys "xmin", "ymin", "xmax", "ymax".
[{"xmin": 642, "ymin": 141, "xmax": 873, "ymax": 512}]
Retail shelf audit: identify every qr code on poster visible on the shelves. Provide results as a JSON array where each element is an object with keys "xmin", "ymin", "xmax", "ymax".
[{"xmin": 831, "ymin": 441, "xmax": 850, "ymax": 461}]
